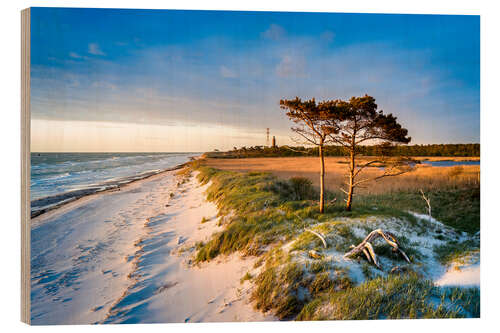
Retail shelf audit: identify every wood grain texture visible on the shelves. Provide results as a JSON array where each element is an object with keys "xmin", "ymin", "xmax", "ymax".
[{"xmin": 21, "ymin": 7, "xmax": 31, "ymax": 325}]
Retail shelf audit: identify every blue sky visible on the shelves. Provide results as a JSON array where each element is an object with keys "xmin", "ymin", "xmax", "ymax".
[{"xmin": 30, "ymin": 8, "xmax": 479, "ymax": 152}]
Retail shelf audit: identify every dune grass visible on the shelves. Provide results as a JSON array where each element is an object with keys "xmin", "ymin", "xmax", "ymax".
[
  {"xmin": 331, "ymin": 186, "xmax": 480, "ymax": 233},
  {"xmin": 434, "ymin": 239, "xmax": 480, "ymax": 265},
  {"xmin": 194, "ymin": 165, "xmax": 404, "ymax": 262},
  {"xmin": 188, "ymin": 162, "xmax": 480, "ymax": 319},
  {"xmin": 204, "ymin": 157, "xmax": 480, "ymax": 233},
  {"xmin": 193, "ymin": 163, "xmax": 479, "ymax": 263},
  {"xmin": 249, "ymin": 248, "xmax": 353, "ymax": 319},
  {"xmin": 296, "ymin": 272, "xmax": 479, "ymax": 320}
]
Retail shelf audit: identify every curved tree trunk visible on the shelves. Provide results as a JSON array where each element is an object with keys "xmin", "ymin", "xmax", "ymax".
[{"xmin": 319, "ymin": 144, "xmax": 325, "ymax": 213}]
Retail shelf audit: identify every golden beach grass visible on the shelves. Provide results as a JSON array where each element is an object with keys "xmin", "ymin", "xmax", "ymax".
[{"xmin": 204, "ymin": 156, "xmax": 480, "ymax": 194}]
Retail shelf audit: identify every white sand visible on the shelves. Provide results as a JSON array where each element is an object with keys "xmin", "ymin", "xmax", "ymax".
[
  {"xmin": 30, "ymin": 170, "xmax": 274, "ymax": 325},
  {"xmin": 435, "ymin": 262, "xmax": 480, "ymax": 287},
  {"xmin": 435, "ymin": 251, "xmax": 480, "ymax": 287}
]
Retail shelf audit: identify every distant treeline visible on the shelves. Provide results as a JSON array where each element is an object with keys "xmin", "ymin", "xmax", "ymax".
[{"xmin": 207, "ymin": 144, "xmax": 480, "ymax": 158}]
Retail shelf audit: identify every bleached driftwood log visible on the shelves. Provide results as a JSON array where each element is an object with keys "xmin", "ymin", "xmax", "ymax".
[
  {"xmin": 344, "ymin": 229, "xmax": 410, "ymax": 269},
  {"xmin": 305, "ymin": 228, "xmax": 327, "ymax": 249}
]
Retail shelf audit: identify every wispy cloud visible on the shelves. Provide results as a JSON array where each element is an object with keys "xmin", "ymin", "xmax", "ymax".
[
  {"xmin": 28, "ymin": 8, "xmax": 479, "ymax": 150},
  {"xmin": 262, "ymin": 24, "xmax": 285, "ymax": 40},
  {"xmin": 88, "ymin": 43, "xmax": 105, "ymax": 56},
  {"xmin": 69, "ymin": 52, "xmax": 83, "ymax": 59},
  {"xmin": 276, "ymin": 55, "xmax": 306, "ymax": 78},
  {"xmin": 30, "ymin": 13, "xmax": 479, "ymax": 146},
  {"xmin": 220, "ymin": 65, "xmax": 237, "ymax": 78}
]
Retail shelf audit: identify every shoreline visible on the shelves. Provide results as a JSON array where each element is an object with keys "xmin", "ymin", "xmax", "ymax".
[
  {"xmin": 30, "ymin": 165, "xmax": 182, "ymax": 227},
  {"xmin": 31, "ymin": 163, "xmax": 274, "ymax": 324},
  {"xmin": 30, "ymin": 161, "xmax": 193, "ymax": 220}
]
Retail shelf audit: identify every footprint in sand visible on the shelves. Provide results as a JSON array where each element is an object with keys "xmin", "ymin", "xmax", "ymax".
[{"xmin": 91, "ymin": 305, "xmax": 104, "ymax": 312}]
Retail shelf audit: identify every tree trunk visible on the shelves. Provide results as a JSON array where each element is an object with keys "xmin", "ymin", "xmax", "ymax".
[
  {"xmin": 319, "ymin": 143, "xmax": 325, "ymax": 214},
  {"xmin": 346, "ymin": 149, "xmax": 355, "ymax": 211}
]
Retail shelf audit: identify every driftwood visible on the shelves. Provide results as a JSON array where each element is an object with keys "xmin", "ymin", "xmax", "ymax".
[
  {"xmin": 420, "ymin": 189, "xmax": 432, "ymax": 217},
  {"xmin": 305, "ymin": 229, "xmax": 327, "ymax": 249},
  {"xmin": 294, "ymin": 213, "xmax": 328, "ymax": 249},
  {"xmin": 308, "ymin": 250, "xmax": 323, "ymax": 259},
  {"xmin": 344, "ymin": 229, "xmax": 410, "ymax": 269}
]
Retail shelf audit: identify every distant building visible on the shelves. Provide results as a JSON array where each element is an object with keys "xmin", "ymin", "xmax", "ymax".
[{"xmin": 272, "ymin": 136, "xmax": 276, "ymax": 148}]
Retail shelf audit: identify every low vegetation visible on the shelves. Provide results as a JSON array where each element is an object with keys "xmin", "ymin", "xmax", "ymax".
[
  {"xmin": 434, "ymin": 239, "xmax": 480, "ymax": 265},
  {"xmin": 240, "ymin": 271, "xmax": 253, "ymax": 284},
  {"xmin": 296, "ymin": 273, "xmax": 479, "ymax": 320},
  {"xmin": 334, "ymin": 186, "xmax": 480, "ymax": 234},
  {"xmin": 188, "ymin": 161, "xmax": 480, "ymax": 319},
  {"xmin": 204, "ymin": 157, "xmax": 480, "ymax": 200},
  {"xmin": 250, "ymin": 248, "xmax": 352, "ymax": 319}
]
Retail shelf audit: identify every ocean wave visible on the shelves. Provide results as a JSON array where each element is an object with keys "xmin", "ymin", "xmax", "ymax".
[{"xmin": 30, "ymin": 153, "xmax": 196, "ymax": 215}]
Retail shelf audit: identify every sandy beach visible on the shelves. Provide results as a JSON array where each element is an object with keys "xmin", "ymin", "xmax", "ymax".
[{"xmin": 30, "ymin": 167, "xmax": 275, "ymax": 324}]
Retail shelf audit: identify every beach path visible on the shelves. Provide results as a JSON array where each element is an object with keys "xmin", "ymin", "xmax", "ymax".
[{"xmin": 30, "ymin": 169, "xmax": 274, "ymax": 324}]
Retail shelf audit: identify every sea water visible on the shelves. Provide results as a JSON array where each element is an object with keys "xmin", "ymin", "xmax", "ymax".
[{"xmin": 30, "ymin": 152, "xmax": 198, "ymax": 215}]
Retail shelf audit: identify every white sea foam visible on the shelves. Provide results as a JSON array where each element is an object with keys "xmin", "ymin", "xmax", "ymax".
[{"xmin": 30, "ymin": 153, "xmax": 198, "ymax": 209}]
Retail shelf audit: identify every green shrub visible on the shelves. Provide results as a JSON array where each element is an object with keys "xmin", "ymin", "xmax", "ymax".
[{"xmin": 266, "ymin": 177, "xmax": 317, "ymax": 201}]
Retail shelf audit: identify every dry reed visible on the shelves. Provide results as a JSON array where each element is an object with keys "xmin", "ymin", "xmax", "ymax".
[{"xmin": 205, "ymin": 157, "xmax": 479, "ymax": 195}]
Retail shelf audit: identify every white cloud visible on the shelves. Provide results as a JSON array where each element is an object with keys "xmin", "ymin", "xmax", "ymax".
[
  {"xmin": 220, "ymin": 65, "xmax": 237, "ymax": 78},
  {"xmin": 262, "ymin": 24, "xmax": 285, "ymax": 40},
  {"xmin": 88, "ymin": 43, "xmax": 106, "ymax": 56},
  {"xmin": 69, "ymin": 52, "xmax": 82, "ymax": 59}
]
